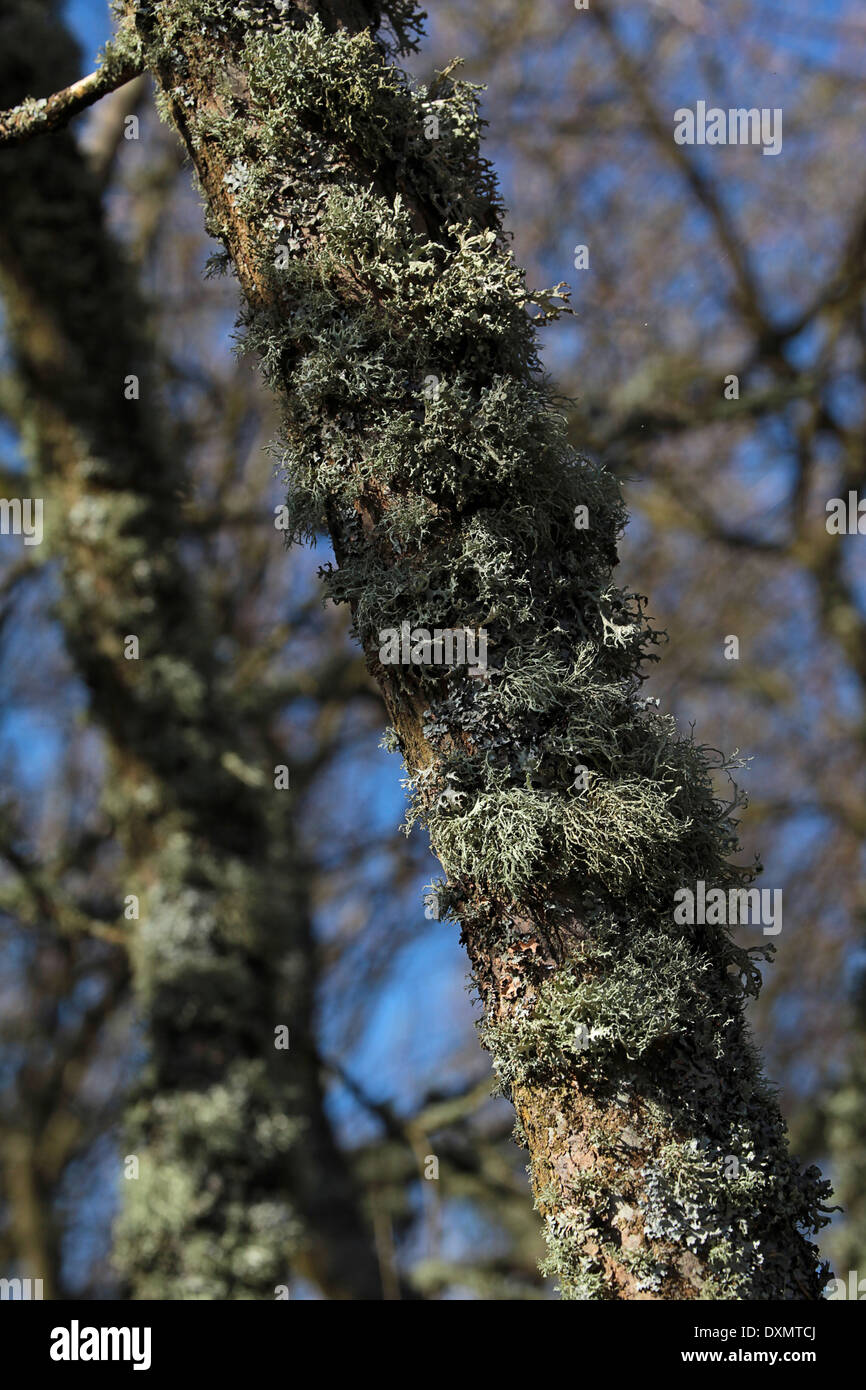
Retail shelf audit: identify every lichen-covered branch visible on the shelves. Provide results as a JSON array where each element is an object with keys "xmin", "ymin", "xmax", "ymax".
[
  {"xmin": 0, "ymin": 0, "xmax": 382, "ymax": 1300},
  {"xmin": 0, "ymin": 30, "xmax": 144, "ymax": 148},
  {"xmin": 129, "ymin": 0, "xmax": 832, "ymax": 1297}
]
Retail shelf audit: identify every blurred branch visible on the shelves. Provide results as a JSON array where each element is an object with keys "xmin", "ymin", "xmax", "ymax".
[
  {"xmin": 0, "ymin": 43, "xmax": 144, "ymax": 149},
  {"xmin": 591, "ymin": 0, "xmax": 773, "ymax": 340},
  {"xmin": 0, "ymin": 835, "xmax": 127, "ymax": 946},
  {"xmin": 84, "ymin": 73, "xmax": 150, "ymax": 187}
]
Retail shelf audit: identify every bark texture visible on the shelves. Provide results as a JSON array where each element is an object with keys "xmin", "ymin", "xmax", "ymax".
[
  {"xmin": 0, "ymin": 0, "xmax": 382, "ymax": 1300},
  {"xmin": 130, "ymin": 0, "xmax": 832, "ymax": 1298}
]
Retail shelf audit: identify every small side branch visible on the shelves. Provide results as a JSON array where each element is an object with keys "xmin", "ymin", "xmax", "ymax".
[{"xmin": 0, "ymin": 45, "xmax": 145, "ymax": 149}]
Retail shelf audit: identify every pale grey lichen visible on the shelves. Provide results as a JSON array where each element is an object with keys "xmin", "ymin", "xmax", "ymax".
[{"xmin": 132, "ymin": 0, "xmax": 833, "ymax": 1299}]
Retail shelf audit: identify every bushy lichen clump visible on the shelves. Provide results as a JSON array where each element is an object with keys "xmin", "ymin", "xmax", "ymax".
[
  {"xmin": 115, "ymin": 853, "xmax": 304, "ymax": 1298},
  {"xmin": 135, "ymin": 0, "xmax": 832, "ymax": 1296}
]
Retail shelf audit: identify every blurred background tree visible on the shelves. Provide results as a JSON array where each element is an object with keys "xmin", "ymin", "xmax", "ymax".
[{"xmin": 0, "ymin": 0, "xmax": 863, "ymax": 1296}]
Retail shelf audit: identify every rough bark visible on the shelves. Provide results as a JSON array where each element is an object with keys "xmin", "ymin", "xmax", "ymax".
[
  {"xmin": 125, "ymin": 0, "xmax": 834, "ymax": 1298},
  {"xmin": 0, "ymin": 0, "xmax": 382, "ymax": 1300}
]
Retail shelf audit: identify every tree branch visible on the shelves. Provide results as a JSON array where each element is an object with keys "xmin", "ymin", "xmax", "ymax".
[
  {"xmin": 0, "ymin": 44, "xmax": 144, "ymax": 149},
  {"xmin": 131, "ymin": 0, "xmax": 833, "ymax": 1299}
]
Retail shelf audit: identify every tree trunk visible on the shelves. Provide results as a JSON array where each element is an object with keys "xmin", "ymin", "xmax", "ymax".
[
  {"xmin": 0, "ymin": 0, "xmax": 383, "ymax": 1300},
  {"xmin": 129, "ymin": 0, "xmax": 832, "ymax": 1298}
]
